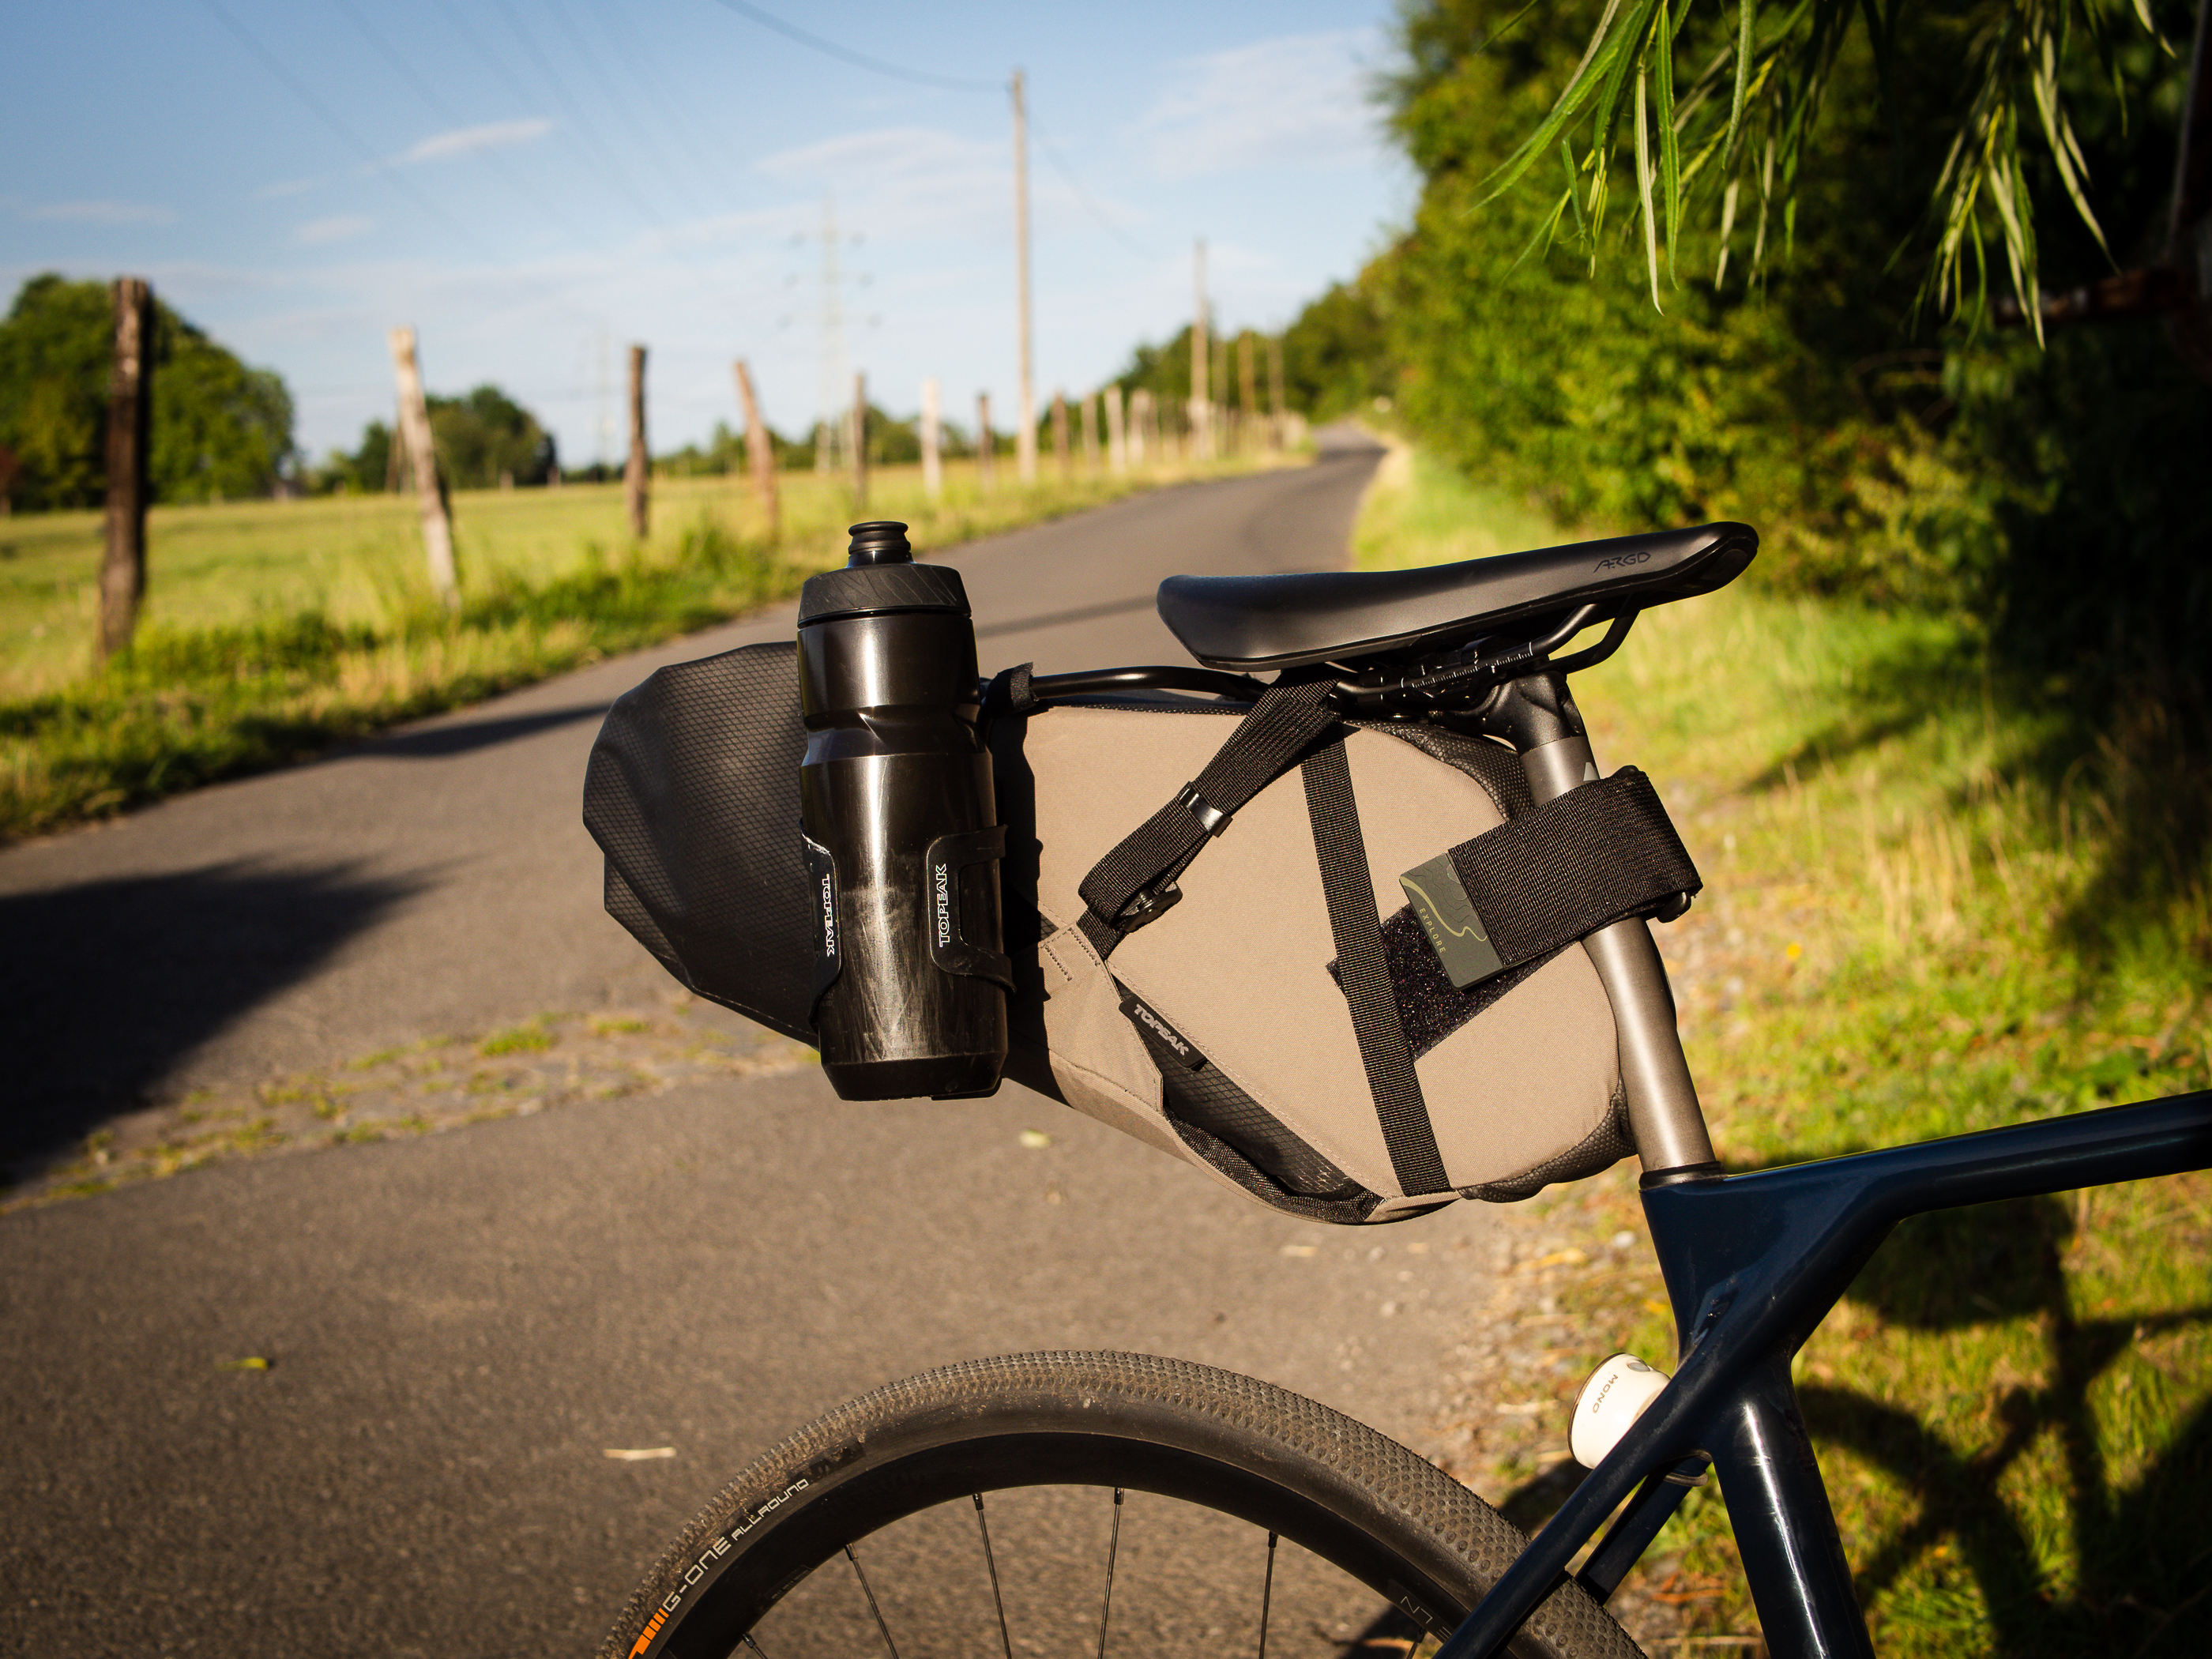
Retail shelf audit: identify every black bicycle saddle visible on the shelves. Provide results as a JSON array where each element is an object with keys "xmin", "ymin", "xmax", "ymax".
[{"xmin": 1157, "ymin": 521, "xmax": 1759, "ymax": 671}]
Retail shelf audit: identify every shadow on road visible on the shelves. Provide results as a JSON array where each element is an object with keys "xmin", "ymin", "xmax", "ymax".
[
  {"xmin": 360, "ymin": 703, "xmax": 610, "ymax": 760},
  {"xmin": 976, "ymin": 593, "xmax": 1156, "ymax": 641},
  {"xmin": 1, "ymin": 861, "xmax": 420, "ymax": 1175}
]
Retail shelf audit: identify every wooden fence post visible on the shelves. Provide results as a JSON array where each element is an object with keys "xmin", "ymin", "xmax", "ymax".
[
  {"xmin": 625, "ymin": 344, "xmax": 649, "ymax": 540},
  {"xmin": 387, "ymin": 325, "xmax": 459, "ymax": 609},
  {"xmin": 976, "ymin": 392, "xmax": 995, "ymax": 492},
  {"xmin": 1105, "ymin": 385, "xmax": 1127, "ymax": 473},
  {"xmin": 1080, "ymin": 391, "xmax": 1098, "ymax": 474},
  {"xmin": 1239, "ymin": 331, "xmax": 1259, "ymax": 457},
  {"xmin": 920, "ymin": 377, "xmax": 942, "ymax": 498},
  {"xmin": 733, "ymin": 358, "xmax": 779, "ymax": 539},
  {"xmin": 98, "ymin": 276, "xmax": 154, "ymax": 660},
  {"xmin": 1267, "ymin": 333, "xmax": 1286, "ymax": 450},
  {"xmin": 1128, "ymin": 388, "xmax": 1149, "ymax": 467},
  {"xmin": 1214, "ymin": 333, "xmax": 1231, "ymax": 457},
  {"xmin": 1190, "ymin": 239, "xmax": 1211, "ymax": 462},
  {"xmin": 1051, "ymin": 391, "xmax": 1070, "ymax": 480},
  {"xmin": 851, "ymin": 371, "xmax": 867, "ymax": 510}
]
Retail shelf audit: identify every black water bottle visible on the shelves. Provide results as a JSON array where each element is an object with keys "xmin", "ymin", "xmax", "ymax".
[{"xmin": 797, "ymin": 521, "xmax": 1010, "ymax": 1100}]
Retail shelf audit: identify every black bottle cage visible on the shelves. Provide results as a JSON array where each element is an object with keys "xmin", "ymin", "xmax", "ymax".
[{"xmin": 925, "ymin": 826, "xmax": 1014, "ymax": 991}]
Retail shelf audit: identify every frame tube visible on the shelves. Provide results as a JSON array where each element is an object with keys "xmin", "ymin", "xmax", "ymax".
[
  {"xmin": 1435, "ymin": 1092, "xmax": 2212, "ymax": 1659},
  {"xmin": 1706, "ymin": 1360, "xmax": 1870, "ymax": 1659}
]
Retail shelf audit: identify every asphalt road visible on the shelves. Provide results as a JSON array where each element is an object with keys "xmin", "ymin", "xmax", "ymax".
[{"xmin": 2, "ymin": 431, "xmax": 1527, "ymax": 1657}]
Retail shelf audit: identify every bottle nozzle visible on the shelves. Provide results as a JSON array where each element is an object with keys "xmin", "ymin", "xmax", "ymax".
[{"xmin": 847, "ymin": 521, "xmax": 912, "ymax": 566}]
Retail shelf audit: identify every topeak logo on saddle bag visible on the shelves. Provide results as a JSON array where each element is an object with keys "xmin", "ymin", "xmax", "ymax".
[{"xmin": 1119, "ymin": 990, "xmax": 1204, "ymax": 1070}]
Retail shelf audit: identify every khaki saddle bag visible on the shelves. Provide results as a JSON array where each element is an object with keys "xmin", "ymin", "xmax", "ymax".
[{"xmin": 585, "ymin": 644, "xmax": 1704, "ymax": 1226}]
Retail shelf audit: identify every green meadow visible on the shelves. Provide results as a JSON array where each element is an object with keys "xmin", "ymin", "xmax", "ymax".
[{"xmin": 0, "ymin": 452, "xmax": 1270, "ymax": 839}]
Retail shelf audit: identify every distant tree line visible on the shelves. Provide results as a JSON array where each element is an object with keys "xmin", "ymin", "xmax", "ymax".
[
  {"xmin": 322, "ymin": 385, "xmax": 557, "ymax": 495},
  {"xmin": 0, "ymin": 274, "xmax": 295, "ymax": 511},
  {"xmin": 1097, "ymin": 306, "xmax": 1388, "ymax": 427}
]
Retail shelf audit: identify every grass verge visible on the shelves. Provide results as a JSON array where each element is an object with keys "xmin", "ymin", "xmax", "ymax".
[
  {"xmin": 1, "ymin": 453, "xmax": 1279, "ymax": 840},
  {"xmin": 1354, "ymin": 441, "xmax": 2211, "ymax": 1656}
]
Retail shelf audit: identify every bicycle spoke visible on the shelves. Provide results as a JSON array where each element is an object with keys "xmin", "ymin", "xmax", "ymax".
[
  {"xmin": 1256, "ymin": 1529, "xmax": 1278, "ymax": 1659},
  {"xmin": 972, "ymin": 1493, "xmax": 1014, "ymax": 1659},
  {"xmin": 844, "ymin": 1544, "xmax": 900, "ymax": 1659},
  {"xmin": 1095, "ymin": 1486, "xmax": 1125, "ymax": 1659},
  {"xmin": 738, "ymin": 1635, "xmax": 769, "ymax": 1659}
]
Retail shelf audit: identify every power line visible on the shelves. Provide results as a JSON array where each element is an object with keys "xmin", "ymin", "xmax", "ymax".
[
  {"xmin": 697, "ymin": 4, "xmax": 1146, "ymax": 264},
  {"xmin": 700, "ymin": 0, "xmax": 1001, "ymax": 93},
  {"xmin": 477, "ymin": 0, "xmax": 754, "ymax": 314},
  {"xmin": 540, "ymin": 0, "xmax": 701, "ymax": 220},
  {"xmin": 326, "ymin": 0, "xmax": 604, "ymax": 255},
  {"xmin": 486, "ymin": 0, "xmax": 665, "ymax": 220},
  {"xmin": 1029, "ymin": 112, "xmax": 1153, "ymax": 261},
  {"xmin": 427, "ymin": 0, "xmax": 634, "ymax": 206},
  {"xmin": 196, "ymin": 0, "xmax": 593, "ymax": 322},
  {"xmin": 581, "ymin": 0, "xmax": 748, "ymax": 217}
]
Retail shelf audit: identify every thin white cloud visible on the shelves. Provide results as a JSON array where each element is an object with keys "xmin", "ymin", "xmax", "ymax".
[
  {"xmin": 1136, "ymin": 30, "xmax": 1384, "ymax": 180},
  {"xmin": 255, "ymin": 177, "xmax": 326, "ymax": 201},
  {"xmin": 25, "ymin": 200, "xmax": 176, "ymax": 225},
  {"xmin": 296, "ymin": 214, "xmax": 374, "ymax": 246},
  {"xmin": 754, "ymin": 127, "xmax": 1010, "ymax": 241},
  {"xmin": 401, "ymin": 118, "xmax": 554, "ymax": 165}
]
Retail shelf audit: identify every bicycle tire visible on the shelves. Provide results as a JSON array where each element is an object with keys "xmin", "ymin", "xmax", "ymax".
[{"xmin": 598, "ymin": 1351, "xmax": 1640, "ymax": 1659}]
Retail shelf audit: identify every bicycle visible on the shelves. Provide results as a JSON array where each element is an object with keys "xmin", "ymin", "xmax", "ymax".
[{"xmin": 595, "ymin": 521, "xmax": 2212, "ymax": 1659}]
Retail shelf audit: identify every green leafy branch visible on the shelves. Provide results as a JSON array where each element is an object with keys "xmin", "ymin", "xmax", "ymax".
[{"xmin": 1485, "ymin": 0, "xmax": 2173, "ymax": 330}]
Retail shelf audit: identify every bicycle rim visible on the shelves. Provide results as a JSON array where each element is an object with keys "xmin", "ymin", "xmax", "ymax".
[{"xmin": 599, "ymin": 1351, "xmax": 1640, "ymax": 1659}]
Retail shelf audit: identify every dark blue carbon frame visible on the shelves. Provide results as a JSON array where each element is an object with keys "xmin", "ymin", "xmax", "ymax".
[{"xmin": 1436, "ymin": 1089, "xmax": 2212, "ymax": 1659}]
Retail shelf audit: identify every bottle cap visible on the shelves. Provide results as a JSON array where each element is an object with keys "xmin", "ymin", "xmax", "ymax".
[{"xmin": 847, "ymin": 521, "xmax": 912, "ymax": 565}]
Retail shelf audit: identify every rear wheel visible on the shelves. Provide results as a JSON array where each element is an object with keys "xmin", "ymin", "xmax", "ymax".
[{"xmin": 598, "ymin": 1351, "xmax": 1638, "ymax": 1659}]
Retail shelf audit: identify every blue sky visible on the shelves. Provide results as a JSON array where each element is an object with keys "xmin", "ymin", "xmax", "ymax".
[{"xmin": 2, "ymin": 1, "xmax": 1413, "ymax": 467}]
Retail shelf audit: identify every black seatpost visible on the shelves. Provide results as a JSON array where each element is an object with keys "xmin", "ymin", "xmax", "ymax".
[{"xmin": 1466, "ymin": 669, "xmax": 1720, "ymax": 1180}]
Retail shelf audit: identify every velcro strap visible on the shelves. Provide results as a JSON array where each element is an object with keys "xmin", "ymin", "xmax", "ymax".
[
  {"xmin": 1076, "ymin": 675, "xmax": 1339, "ymax": 957},
  {"xmin": 1444, "ymin": 767, "xmax": 1698, "ymax": 976}
]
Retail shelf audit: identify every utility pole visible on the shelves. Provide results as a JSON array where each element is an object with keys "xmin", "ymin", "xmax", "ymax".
[
  {"xmin": 388, "ymin": 325, "xmax": 459, "ymax": 609},
  {"xmin": 1012, "ymin": 70, "xmax": 1037, "ymax": 485},
  {"xmin": 1105, "ymin": 384, "xmax": 1127, "ymax": 473},
  {"xmin": 920, "ymin": 377, "xmax": 943, "ymax": 498},
  {"xmin": 733, "ymin": 358, "xmax": 779, "ymax": 539},
  {"xmin": 850, "ymin": 371, "xmax": 867, "ymax": 510},
  {"xmin": 1191, "ymin": 239, "xmax": 1211, "ymax": 462},
  {"xmin": 97, "ymin": 276, "xmax": 154, "ymax": 660},
  {"xmin": 976, "ymin": 392, "xmax": 995, "ymax": 492},
  {"xmin": 1080, "ymin": 391, "xmax": 1098, "ymax": 474},
  {"xmin": 625, "ymin": 344, "xmax": 650, "ymax": 540}
]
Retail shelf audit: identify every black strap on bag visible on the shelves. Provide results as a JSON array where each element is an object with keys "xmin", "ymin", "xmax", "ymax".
[
  {"xmin": 1075, "ymin": 675, "xmax": 1340, "ymax": 958},
  {"xmin": 1301, "ymin": 737, "xmax": 1452, "ymax": 1198},
  {"xmin": 1442, "ymin": 767, "xmax": 1699, "ymax": 980}
]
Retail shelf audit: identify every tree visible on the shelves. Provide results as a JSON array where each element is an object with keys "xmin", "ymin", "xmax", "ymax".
[
  {"xmin": 1280, "ymin": 281, "xmax": 1395, "ymax": 416},
  {"xmin": 425, "ymin": 384, "xmax": 555, "ymax": 488},
  {"xmin": 1487, "ymin": 0, "xmax": 2203, "ymax": 329},
  {"xmin": 1381, "ymin": 0, "xmax": 2208, "ymax": 649},
  {"xmin": 0, "ymin": 273, "xmax": 295, "ymax": 510}
]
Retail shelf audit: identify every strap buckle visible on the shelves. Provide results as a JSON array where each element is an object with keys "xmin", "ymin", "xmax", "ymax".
[
  {"xmin": 1107, "ymin": 877, "xmax": 1183, "ymax": 935},
  {"xmin": 1176, "ymin": 782, "xmax": 1232, "ymax": 837}
]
